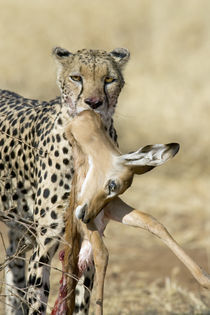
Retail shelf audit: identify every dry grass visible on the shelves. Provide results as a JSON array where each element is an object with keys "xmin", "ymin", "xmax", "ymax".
[{"xmin": 0, "ymin": 0, "xmax": 210, "ymax": 314}]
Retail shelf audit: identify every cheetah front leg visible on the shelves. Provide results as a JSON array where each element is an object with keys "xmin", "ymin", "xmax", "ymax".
[
  {"xmin": 104, "ymin": 197, "xmax": 210, "ymax": 289},
  {"xmin": 26, "ymin": 238, "xmax": 60, "ymax": 315},
  {"xmin": 26, "ymin": 208, "xmax": 65, "ymax": 315},
  {"xmin": 5, "ymin": 229, "xmax": 28, "ymax": 315}
]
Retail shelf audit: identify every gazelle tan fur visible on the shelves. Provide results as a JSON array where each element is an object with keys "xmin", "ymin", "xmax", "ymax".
[{"xmin": 52, "ymin": 109, "xmax": 210, "ymax": 315}]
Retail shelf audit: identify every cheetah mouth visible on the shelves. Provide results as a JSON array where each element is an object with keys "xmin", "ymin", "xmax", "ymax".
[{"xmin": 89, "ymin": 102, "xmax": 103, "ymax": 110}]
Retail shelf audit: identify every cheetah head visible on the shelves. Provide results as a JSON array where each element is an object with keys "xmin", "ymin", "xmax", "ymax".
[{"xmin": 52, "ymin": 47, "xmax": 130, "ymax": 120}]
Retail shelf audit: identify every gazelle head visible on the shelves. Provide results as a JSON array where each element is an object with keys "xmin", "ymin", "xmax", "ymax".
[{"xmin": 65, "ymin": 110, "xmax": 179, "ymax": 224}]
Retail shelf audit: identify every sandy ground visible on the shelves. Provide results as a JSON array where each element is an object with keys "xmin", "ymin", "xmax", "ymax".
[{"xmin": 0, "ymin": 0, "xmax": 210, "ymax": 314}]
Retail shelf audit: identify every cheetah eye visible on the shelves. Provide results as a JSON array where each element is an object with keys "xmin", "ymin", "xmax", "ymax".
[
  {"xmin": 104, "ymin": 77, "xmax": 115, "ymax": 84},
  {"xmin": 70, "ymin": 75, "xmax": 82, "ymax": 82}
]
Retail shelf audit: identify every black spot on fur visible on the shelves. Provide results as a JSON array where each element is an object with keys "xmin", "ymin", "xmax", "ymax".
[
  {"xmin": 28, "ymin": 274, "xmax": 36, "ymax": 286},
  {"xmin": 39, "ymin": 255, "xmax": 49, "ymax": 266},
  {"xmin": 63, "ymin": 158, "xmax": 69, "ymax": 165},
  {"xmin": 35, "ymin": 277, "xmax": 42, "ymax": 288},
  {"xmin": 43, "ymin": 188, "xmax": 50, "ymax": 198},
  {"xmin": 84, "ymin": 277, "xmax": 91, "ymax": 288},
  {"xmin": 62, "ymin": 147, "xmax": 68, "ymax": 154},
  {"xmin": 55, "ymin": 163, "xmax": 61, "ymax": 170},
  {"xmin": 74, "ymin": 304, "xmax": 79, "ymax": 313},
  {"xmin": 38, "ymin": 304, "xmax": 45, "ymax": 313},
  {"xmin": 51, "ymin": 174, "xmax": 57, "ymax": 183},
  {"xmin": 80, "ymin": 303, "xmax": 85, "ymax": 310},
  {"xmin": 44, "ymin": 238, "xmax": 52, "ymax": 245},
  {"xmin": 40, "ymin": 227, "xmax": 47, "ymax": 235},
  {"xmin": 51, "ymin": 195, "xmax": 57, "ymax": 204},
  {"xmin": 5, "ymin": 182, "xmax": 11, "ymax": 190},
  {"xmin": 51, "ymin": 211, "xmax": 57, "ymax": 220},
  {"xmin": 40, "ymin": 209, "xmax": 46, "ymax": 217},
  {"xmin": 50, "ymin": 223, "xmax": 58, "ymax": 229}
]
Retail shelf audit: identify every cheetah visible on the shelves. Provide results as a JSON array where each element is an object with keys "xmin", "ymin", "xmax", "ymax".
[{"xmin": 0, "ymin": 47, "xmax": 130, "ymax": 314}]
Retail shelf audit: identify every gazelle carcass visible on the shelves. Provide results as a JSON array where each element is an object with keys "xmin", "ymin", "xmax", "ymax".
[{"xmin": 52, "ymin": 109, "xmax": 210, "ymax": 315}]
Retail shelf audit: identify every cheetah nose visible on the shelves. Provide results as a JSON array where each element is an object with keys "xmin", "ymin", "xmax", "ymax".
[
  {"xmin": 75, "ymin": 204, "xmax": 88, "ymax": 222},
  {"xmin": 84, "ymin": 97, "xmax": 103, "ymax": 109}
]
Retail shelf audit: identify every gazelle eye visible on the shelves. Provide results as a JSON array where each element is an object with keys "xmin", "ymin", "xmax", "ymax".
[
  {"xmin": 70, "ymin": 75, "xmax": 82, "ymax": 82},
  {"xmin": 108, "ymin": 180, "xmax": 117, "ymax": 194},
  {"xmin": 104, "ymin": 77, "xmax": 115, "ymax": 84}
]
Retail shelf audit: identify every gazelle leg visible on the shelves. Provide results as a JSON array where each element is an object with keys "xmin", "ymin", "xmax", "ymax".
[
  {"xmin": 104, "ymin": 197, "xmax": 210, "ymax": 289},
  {"xmin": 85, "ymin": 223, "xmax": 109, "ymax": 315}
]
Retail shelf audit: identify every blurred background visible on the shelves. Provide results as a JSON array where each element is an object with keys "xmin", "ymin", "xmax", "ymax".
[{"xmin": 0, "ymin": 0, "xmax": 210, "ymax": 313}]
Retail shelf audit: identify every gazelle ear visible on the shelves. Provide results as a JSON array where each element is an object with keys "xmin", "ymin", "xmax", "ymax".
[{"xmin": 121, "ymin": 143, "xmax": 180, "ymax": 175}]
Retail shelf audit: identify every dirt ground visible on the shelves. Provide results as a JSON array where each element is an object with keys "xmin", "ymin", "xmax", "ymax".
[{"xmin": 1, "ymin": 0, "xmax": 210, "ymax": 314}]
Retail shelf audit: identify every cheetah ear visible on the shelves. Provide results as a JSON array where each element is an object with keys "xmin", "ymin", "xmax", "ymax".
[
  {"xmin": 110, "ymin": 48, "xmax": 130, "ymax": 68},
  {"xmin": 52, "ymin": 47, "xmax": 73, "ymax": 63}
]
